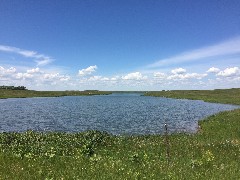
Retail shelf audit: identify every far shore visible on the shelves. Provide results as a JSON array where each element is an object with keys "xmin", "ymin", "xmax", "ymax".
[
  {"xmin": 1, "ymin": 88, "xmax": 240, "ymax": 105},
  {"xmin": 0, "ymin": 89, "xmax": 112, "ymax": 99}
]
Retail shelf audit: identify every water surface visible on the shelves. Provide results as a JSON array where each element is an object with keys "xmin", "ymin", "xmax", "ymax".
[{"xmin": 0, "ymin": 93, "xmax": 238, "ymax": 135}]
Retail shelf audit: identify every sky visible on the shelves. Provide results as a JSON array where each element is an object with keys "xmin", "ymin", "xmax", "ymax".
[{"xmin": 0, "ymin": 0, "xmax": 240, "ymax": 91}]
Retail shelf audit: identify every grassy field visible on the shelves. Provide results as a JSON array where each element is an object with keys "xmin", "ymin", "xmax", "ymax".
[
  {"xmin": 0, "ymin": 89, "xmax": 240, "ymax": 179},
  {"xmin": 144, "ymin": 88, "xmax": 240, "ymax": 105},
  {"xmin": 0, "ymin": 89, "xmax": 111, "ymax": 99}
]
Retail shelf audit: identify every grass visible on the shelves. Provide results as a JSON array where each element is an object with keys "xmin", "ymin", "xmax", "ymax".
[
  {"xmin": 144, "ymin": 88, "xmax": 240, "ymax": 105},
  {"xmin": 0, "ymin": 88, "xmax": 240, "ymax": 179},
  {"xmin": 0, "ymin": 89, "xmax": 111, "ymax": 99}
]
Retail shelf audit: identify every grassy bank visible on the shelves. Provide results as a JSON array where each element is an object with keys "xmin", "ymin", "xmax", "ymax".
[
  {"xmin": 0, "ymin": 89, "xmax": 111, "ymax": 99},
  {"xmin": 0, "ymin": 109, "xmax": 240, "ymax": 179},
  {"xmin": 0, "ymin": 89, "xmax": 240, "ymax": 179},
  {"xmin": 144, "ymin": 88, "xmax": 240, "ymax": 105}
]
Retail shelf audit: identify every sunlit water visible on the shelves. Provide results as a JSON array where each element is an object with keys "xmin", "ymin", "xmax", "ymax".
[{"xmin": 0, "ymin": 93, "xmax": 239, "ymax": 135}]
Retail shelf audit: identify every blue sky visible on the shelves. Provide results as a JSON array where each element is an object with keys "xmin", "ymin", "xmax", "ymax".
[{"xmin": 0, "ymin": 0, "xmax": 240, "ymax": 90}]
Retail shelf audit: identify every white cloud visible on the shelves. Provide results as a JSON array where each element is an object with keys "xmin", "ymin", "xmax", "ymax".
[
  {"xmin": 59, "ymin": 76, "xmax": 70, "ymax": 81},
  {"xmin": 217, "ymin": 67, "xmax": 240, "ymax": 77},
  {"xmin": 0, "ymin": 64, "xmax": 239, "ymax": 90},
  {"xmin": 111, "ymin": 77, "xmax": 118, "ymax": 81},
  {"xmin": 168, "ymin": 73, "xmax": 207, "ymax": 80},
  {"xmin": 18, "ymin": 50, "xmax": 38, "ymax": 57},
  {"xmin": 0, "ymin": 45, "xmax": 53, "ymax": 66},
  {"xmin": 43, "ymin": 73, "xmax": 70, "ymax": 82},
  {"xmin": 15, "ymin": 73, "xmax": 33, "ymax": 79},
  {"xmin": 184, "ymin": 73, "xmax": 208, "ymax": 79},
  {"xmin": 154, "ymin": 72, "xmax": 166, "ymax": 79},
  {"xmin": 0, "ymin": 66, "xmax": 16, "ymax": 75},
  {"xmin": 207, "ymin": 67, "xmax": 220, "ymax": 73},
  {"xmin": 44, "ymin": 73, "xmax": 60, "ymax": 79},
  {"xmin": 122, "ymin": 72, "xmax": 147, "ymax": 80},
  {"xmin": 88, "ymin": 76, "xmax": 102, "ymax": 81},
  {"xmin": 0, "ymin": 65, "xmax": 72, "ymax": 90},
  {"xmin": 36, "ymin": 58, "xmax": 53, "ymax": 66},
  {"xmin": 27, "ymin": 67, "xmax": 41, "ymax": 74},
  {"xmin": 101, "ymin": 77, "xmax": 110, "ymax": 81},
  {"xmin": 78, "ymin": 65, "xmax": 97, "ymax": 76},
  {"xmin": 6, "ymin": 67, "xmax": 16, "ymax": 73},
  {"xmin": 171, "ymin": 68, "xmax": 186, "ymax": 74},
  {"xmin": 86, "ymin": 76, "xmax": 119, "ymax": 82},
  {"xmin": 147, "ymin": 36, "xmax": 240, "ymax": 68},
  {"xmin": 0, "ymin": 45, "xmax": 18, "ymax": 52}
]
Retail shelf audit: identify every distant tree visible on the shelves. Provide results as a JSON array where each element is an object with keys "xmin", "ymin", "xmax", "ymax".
[{"xmin": 0, "ymin": 85, "xmax": 27, "ymax": 90}]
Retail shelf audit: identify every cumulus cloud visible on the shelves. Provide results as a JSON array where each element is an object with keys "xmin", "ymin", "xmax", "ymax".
[
  {"xmin": 207, "ymin": 67, "xmax": 220, "ymax": 73},
  {"xmin": 185, "ymin": 73, "xmax": 208, "ymax": 79},
  {"xmin": 0, "ymin": 63, "xmax": 239, "ymax": 90},
  {"xmin": 43, "ymin": 73, "xmax": 70, "ymax": 82},
  {"xmin": 0, "ymin": 45, "xmax": 53, "ymax": 66},
  {"xmin": 154, "ymin": 72, "xmax": 166, "ymax": 79},
  {"xmin": 0, "ymin": 66, "xmax": 16, "ymax": 75},
  {"xmin": 122, "ymin": 72, "xmax": 147, "ymax": 80},
  {"xmin": 6, "ymin": 67, "xmax": 16, "ymax": 74},
  {"xmin": 171, "ymin": 68, "xmax": 186, "ymax": 74},
  {"xmin": 15, "ymin": 73, "xmax": 33, "ymax": 79},
  {"xmin": 168, "ymin": 73, "xmax": 207, "ymax": 80},
  {"xmin": 0, "ymin": 65, "xmax": 72, "ymax": 90},
  {"xmin": 44, "ymin": 73, "xmax": 60, "ymax": 79},
  {"xmin": 78, "ymin": 65, "xmax": 97, "ymax": 76},
  {"xmin": 217, "ymin": 67, "xmax": 239, "ymax": 77},
  {"xmin": 110, "ymin": 77, "xmax": 118, "ymax": 81},
  {"xmin": 87, "ymin": 75, "xmax": 119, "ymax": 82},
  {"xmin": 27, "ymin": 67, "xmax": 41, "ymax": 74},
  {"xmin": 88, "ymin": 76, "xmax": 102, "ymax": 81},
  {"xmin": 59, "ymin": 76, "xmax": 70, "ymax": 81}
]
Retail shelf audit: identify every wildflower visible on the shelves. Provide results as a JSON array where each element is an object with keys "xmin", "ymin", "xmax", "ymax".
[{"xmin": 204, "ymin": 150, "xmax": 214, "ymax": 162}]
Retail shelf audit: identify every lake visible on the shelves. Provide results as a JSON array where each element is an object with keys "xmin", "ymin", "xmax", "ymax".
[{"xmin": 0, "ymin": 93, "xmax": 239, "ymax": 135}]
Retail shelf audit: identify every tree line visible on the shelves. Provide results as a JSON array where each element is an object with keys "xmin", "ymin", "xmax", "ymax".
[{"xmin": 0, "ymin": 85, "xmax": 27, "ymax": 90}]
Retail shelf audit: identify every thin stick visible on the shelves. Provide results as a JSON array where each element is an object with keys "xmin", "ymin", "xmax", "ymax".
[{"xmin": 164, "ymin": 123, "xmax": 170, "ymax": 164}]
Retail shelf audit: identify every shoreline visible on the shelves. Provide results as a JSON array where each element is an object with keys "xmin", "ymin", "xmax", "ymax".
[{"xmin": 0, "ymin": 89, "xmax": 112, "ymax": 99}]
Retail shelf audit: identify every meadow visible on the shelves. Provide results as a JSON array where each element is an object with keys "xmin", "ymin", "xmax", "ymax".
[
  {"xmin": 0, "ymin": 89, "xmax": 240, "ymax": 179},
  {"xmin": 144, "ymin": 88, "xmax": 240, "ymax": 105},
  {"xmin": 0, "ymin": 89, "xmax": 110, "ymax": 99}
]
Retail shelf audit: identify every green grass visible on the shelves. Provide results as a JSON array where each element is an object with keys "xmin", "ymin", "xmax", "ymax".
[
  {"xmin": 0, "ymin": 89, "xmax": 240, "ymax": 179},
  {"xmin": 0, "ymin": 89, "xmax": 111, "ymax": 99},
  {"xmin": 144, "ymin": 88, "xmax": 240, "ymax": 105}
]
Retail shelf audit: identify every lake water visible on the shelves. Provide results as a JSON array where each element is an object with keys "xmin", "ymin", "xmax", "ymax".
[{"xmin": 0, "ymin": 93, "xmax": 239, "ymax": 135}]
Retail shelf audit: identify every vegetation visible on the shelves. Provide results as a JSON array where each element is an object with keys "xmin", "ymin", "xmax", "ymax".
[
  {"xmin": 144, "ymin": 88, "xmax": 240, "ymax": 105},
  {"xmin": 0, "ymin": 86, "xmax": 27, "ymax": 90},
  {"xmin": 0, "ymin": 88, "xmax": 240, "ymax": 179},
  {"xmin": 0, "ymin": 89, "xmax": 111, "ymax": 99}
]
